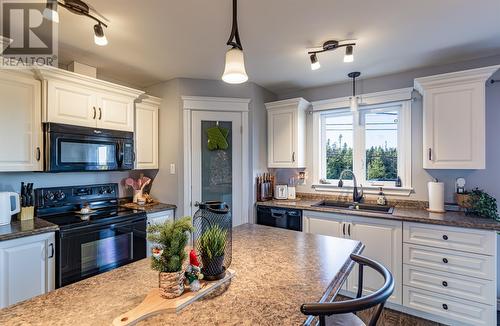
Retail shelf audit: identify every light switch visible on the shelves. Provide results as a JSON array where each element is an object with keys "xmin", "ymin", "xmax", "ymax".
[{"xmin": 170, "ymin": 163, "xmax": 176, "ymax": 175}]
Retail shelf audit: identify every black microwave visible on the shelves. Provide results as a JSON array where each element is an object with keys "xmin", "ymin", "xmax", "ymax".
[{"xmin": 44, "ymin": 123, "xmax": 135, "ymax": 172}]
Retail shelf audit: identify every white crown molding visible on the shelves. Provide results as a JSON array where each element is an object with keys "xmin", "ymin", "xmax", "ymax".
[
  {"xmin": 311, "ymin": 87, "xmax": 414, "ymax": 112},
  {"xmin": 265, "ymin": 97, "xmax": 311, "ymax": 111},
  {"xmin": 414, "ymin": 65, "xmax": 500, "ymax": 94},
  {"xmin": 34, "ymin": 66, "xmax": 144, "ymax": 98},
  {"xmin": 137, "ymin": 94, "xmax": 162, "ymax": 106},
  {"xmin": 182, "ymin": 96, "xmax": 250, "ymax": 112}
]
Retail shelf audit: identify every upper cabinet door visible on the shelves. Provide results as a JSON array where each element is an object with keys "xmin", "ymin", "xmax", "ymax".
[
  {"xmin": 0, "ymin": 71, "xmax": 43, "ymax": 171},
  {"xmin": 97, "ymin": 93, "xmax": 134, "ymax": 132},
  {"xmin": 135, "ymin": 97, "xmax": 160, "ymax": 169},
  {"xmin": 266, "ymin": 98, "xmax": 309, "ymax": 168},
  {"xmin": 415, "ymin": 65, "xmax": 500, "ymax": 169},
  {"xmin": 38, "ymin": 67, "xmax": 144, "ymax": 131},
  {"xmin": 46, "ymin": 80, "xmax": 97, "ymax": 128}
]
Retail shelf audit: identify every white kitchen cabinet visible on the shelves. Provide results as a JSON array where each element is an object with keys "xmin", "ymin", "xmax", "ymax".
[
  {"xmin": 37, "ymin": 67, "xmax": 144, "ymax": 132},
  {"xmin": 135, "ymin": 96, "xmax": 160, "ymax": 169},
  {"xmin": 303, "ymin": 211, "xmax": 402, "ymax": 305},
  {"xmin": 415, "ymin": 65, "xmax": 500, "ymax": 169},
  {"xmin": 0, "ymin": 70, "xmax": 43, "ymax": 171},
  {"xmin": 98, "ymin": 93, "xmax": 134, "ymax": 131},
  {"xmin": 0, "ymin": 232, "xmax": 55, "ymax": 308},
  {"xmin": 146, "ymin": 209, "xmax": 174, "ymax": 257},
  {"xmin": 46, "ymin": 79, "xmax": 97, "ymax": 128},
  {"xmin": 346, "ymin": 216, "xmax": 403, "ymax": 305},
  {"xmin": 265, "ymin": 98, "xmax": 309, "ymax": 168}
]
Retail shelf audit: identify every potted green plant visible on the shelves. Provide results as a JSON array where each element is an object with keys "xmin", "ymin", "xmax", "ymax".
[
  {"xmin": 466, "ymin": 188, "xmax": 499, "ymax": 220},
  {"xmin": 147, "ymin": 216, "xmax": 193, "ymax": 299},
  {"xmin": 199, "ymin": 224, "xmax": 227, "ymax": 280}
]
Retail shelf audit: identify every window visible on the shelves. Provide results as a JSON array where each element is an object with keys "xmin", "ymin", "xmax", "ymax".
[{"xmin": 317, "ymin": 101, "xmax": 411, "ymax": 190}]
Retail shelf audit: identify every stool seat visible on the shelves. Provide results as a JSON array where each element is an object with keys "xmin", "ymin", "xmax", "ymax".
[{"xmin": 325, "ymin": 313, "xmax": 365, "ymax": 326}]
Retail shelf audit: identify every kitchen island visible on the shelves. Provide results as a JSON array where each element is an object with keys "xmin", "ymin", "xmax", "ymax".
[{"xmin": 0, "ymin": 223, "xmax": 363, "ymax": 325}]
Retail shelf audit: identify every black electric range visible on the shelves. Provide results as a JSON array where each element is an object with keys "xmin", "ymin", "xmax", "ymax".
[{"xmin": 35, "ymin": 183, "xmax": 147, "ymax": 288}]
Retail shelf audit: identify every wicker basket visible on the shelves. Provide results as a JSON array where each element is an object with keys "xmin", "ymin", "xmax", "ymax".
[
  {"xmin": 158, "ymin": 271, "xmax": 185, "ymax": 299},
  {"xmin": 456, "ymin": 193, "xmax": 472, "ymax": 209}
]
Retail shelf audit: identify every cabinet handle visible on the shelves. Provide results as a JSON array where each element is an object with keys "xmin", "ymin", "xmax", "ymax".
[
  {"xmin": 98, "ymin": 108, "xmax": 102, "ymax": 120},
  {"xmin": 36, "ymin": 147, "xmax": 41, "ymax": 161},
  {"xmin": 442, "ymin": 258, "xmax": 448, "ymax": 264},
  {"xmin": 48, "ymin": 243, "xmax": 54, "ymax": 258},
  {"xmin": 442, "ymin": 304, "xmax": 448, "ymax": 310},
  {"xmin": 348, "ymin": 224, "xmax": 351, "ymax": 237},
  {"xmin": 92, "ymin": 106, "xmax": 96, "ymax": 119},
  {"xmin": 428, "ymin": 148, "xmax": 432, "ymax": 161},
  {"xmin": 292, "ymin": 152, "xmax": 295, "ymax": 162},
  {"xmin": 442, "ymin": 281, "xmax": 448, "ymax": 287},
  {"xmin": 442, "ymin": 234, "xmax": 448, "ymax": 240},
  {"xmin": 342, "ymin": 223, "xmax": 346, "ymax": 236}
]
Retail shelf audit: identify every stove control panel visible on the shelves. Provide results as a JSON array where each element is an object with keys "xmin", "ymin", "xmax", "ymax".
[{"xmin": 35, "ymin": 183, "xmax": 119, "ymax": 209}]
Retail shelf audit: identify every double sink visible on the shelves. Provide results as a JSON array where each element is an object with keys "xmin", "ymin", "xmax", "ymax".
[{"xmin": 312, "ymin": 200, "xmax": 394, "ymax": 214}]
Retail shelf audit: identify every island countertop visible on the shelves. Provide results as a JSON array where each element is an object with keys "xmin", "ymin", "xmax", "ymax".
[{"xmin": 0, "ymin": 223, "xmax": 363, "ymax": 326}]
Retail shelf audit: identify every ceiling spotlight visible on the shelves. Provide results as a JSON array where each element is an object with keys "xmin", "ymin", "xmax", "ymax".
[
  {"xmin": 344, "ymin": 45, "xmax": 354, "ymax": 63},
  {"xmin": 43, "ymin": 0, "xmax": 59, "ymax": 23},
  {"xmin": 310, "ymin": 54, "xmax": 320, "ymax": 70},
  {"xmin": 307, "ymin": 40, "xmax": 356, "ymax": 69},
  {"xmin": 222, "ymin": 0, "xmax": 248, "ymax": 84},
  {"xmin": 93, "ymin": 23, "xmax": 108, "ymax": 46}
]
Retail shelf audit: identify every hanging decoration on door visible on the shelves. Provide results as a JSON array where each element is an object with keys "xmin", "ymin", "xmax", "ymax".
[{"xmin": 207, "ymin": 126, "xmax": 229, "ymax": 151}]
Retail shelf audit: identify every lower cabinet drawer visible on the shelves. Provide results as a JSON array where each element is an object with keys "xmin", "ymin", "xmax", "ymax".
[
  {"xmin": 403, "ymin": 243, "xmax": 494, "ymax": 280},
  {"xmin": 403, "ymin": 264, "xmax": 495, "ymax": 305},
  {"xmin": 403, "ymin": 286, "xmax": 495, "ymax": 326}
]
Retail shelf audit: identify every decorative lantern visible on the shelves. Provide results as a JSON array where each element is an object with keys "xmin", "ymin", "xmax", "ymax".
[{"xmin": 192, "ymin": 201, "xmax": 232, "ymax": 280}]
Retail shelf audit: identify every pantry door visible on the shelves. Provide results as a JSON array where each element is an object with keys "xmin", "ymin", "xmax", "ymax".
[{"xmin": 190, "ymin": 111, "xmax": 244, "ymax": 226}]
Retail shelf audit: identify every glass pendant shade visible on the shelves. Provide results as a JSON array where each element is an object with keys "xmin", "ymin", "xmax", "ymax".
[
  {"xmin": 94, "ymin": 34, "xmax": 108, "ymax": 46},
  {"xmin": 43, "ymin": 7, "xmax": 59, "ymax": 23},
  {"xmin": 350, "ymin": 96, "xmax": 359, "ymax": 112},
  {"xmin": 222, "ymin": 47, "xmax": 248, "ymax": 84}
]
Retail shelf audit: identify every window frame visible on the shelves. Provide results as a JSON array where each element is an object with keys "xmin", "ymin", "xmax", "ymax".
[{"xmin": 313, "ymin": 99, "xmax": 412, "ymax": 195}]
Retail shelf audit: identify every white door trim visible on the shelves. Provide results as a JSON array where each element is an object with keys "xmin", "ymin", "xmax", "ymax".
[{"xmin": 182, "ymin": 96, "xmax": 250, "ymax": 225}]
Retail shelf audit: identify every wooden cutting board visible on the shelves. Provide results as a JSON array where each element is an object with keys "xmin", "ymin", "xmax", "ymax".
[{"xmin": 112, "ymin": 269, "xmax": 235, "ymax": 326}]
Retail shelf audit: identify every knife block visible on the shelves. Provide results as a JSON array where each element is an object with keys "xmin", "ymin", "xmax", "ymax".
[{"xmin": 18, "ymin": 206, "xmax": 34, "ymax": 221}]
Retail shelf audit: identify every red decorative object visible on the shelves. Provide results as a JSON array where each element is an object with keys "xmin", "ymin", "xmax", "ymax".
[{"xmin": 189, "ymin": 249, "xmax": 200, "ymax": 267}]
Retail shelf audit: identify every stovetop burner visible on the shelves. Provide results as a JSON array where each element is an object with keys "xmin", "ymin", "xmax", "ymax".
[
  {"xmin": 42, "ymin": 206, "xmax": 143, "ymax": 229},
  {"xmin": 35, "ymin": 183, "xmax": 146, "ymax": 229}
]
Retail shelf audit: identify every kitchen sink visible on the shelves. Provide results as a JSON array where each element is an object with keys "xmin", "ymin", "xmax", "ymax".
[{"xmin": 312, "ymin": 200, "xmax": 394, "ymax": 214}]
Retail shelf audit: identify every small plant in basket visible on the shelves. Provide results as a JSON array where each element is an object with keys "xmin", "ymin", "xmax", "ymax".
[
  {"xmin": 199, "ymin": 224, "xmax": 227, "ymax": 279},
  {"xmin": 147, "ymin": 217, "xmax": 193, "ymax": 298}
]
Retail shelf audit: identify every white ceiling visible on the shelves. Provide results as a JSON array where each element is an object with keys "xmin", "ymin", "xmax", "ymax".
[{"xmin": 56, "ymin": 0, "xmax": 500, "ymax": 93}]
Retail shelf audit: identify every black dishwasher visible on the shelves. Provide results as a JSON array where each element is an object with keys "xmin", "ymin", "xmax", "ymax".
[{"xmin": 257, "ymin": 206, "xmax": 302, "ymax": 231}]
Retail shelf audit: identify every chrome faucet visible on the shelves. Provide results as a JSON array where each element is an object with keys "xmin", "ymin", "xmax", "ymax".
[{"xmin": 338, "ymin": 169, "xmax": 364, "ymax": 203}]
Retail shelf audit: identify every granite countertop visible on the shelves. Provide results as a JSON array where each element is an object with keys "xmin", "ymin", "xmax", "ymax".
[
  {"xmin": 0, "ymin": 218, "xmax": 59, "ymax": 242},
  {"xmin": 121, "ymin": 202, "xmax": 177, "ymax": 214},
  {"xmin": 0, "ymin": 224, "xmax": 363, "ymax": 325},
  {"xmin": 257, "ymin": 199, "xmax": 500, "ymax": 231}
]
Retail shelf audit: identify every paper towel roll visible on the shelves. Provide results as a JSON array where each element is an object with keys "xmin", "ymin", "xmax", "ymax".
[{"xmin": 428, "ymin": 181, "xmax": 445, "ymax": 213}]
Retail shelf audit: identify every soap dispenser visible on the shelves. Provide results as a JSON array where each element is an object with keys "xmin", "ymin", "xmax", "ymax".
[{"xmin": 377, "ymin": 187, "xmax": 387, "ymax": 206}]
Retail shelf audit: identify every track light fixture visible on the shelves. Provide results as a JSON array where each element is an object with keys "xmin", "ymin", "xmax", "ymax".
[
  {"xmin": 43, "ymin": 0, "xmax": 109, "ymax": 46},
  {"xmin": 310, "ymin": 53, "xmax": 320, "ymax": 70},
  {"xmin": 308, "ymin": 40, "xmax": 356, "ymax": 70},
  {"xmin": 222, "ymin": 0, "xmax": 248, "ymax": 84}
]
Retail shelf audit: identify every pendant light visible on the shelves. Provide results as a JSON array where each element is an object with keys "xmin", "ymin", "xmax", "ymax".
[
  {"xmin": 222, "ymin": 0, "xmax": 248, "ymax": 84},
  {"xmin": 93, "ymin": 23, "xmax": 108, "ymax": 46},
  {"xmin": 348, "ymin": 72, "xmax": 361, "ymax": 112},
  {"xmin": 43, "ymin": 0, "xmax": 59, "ymax": 23}
]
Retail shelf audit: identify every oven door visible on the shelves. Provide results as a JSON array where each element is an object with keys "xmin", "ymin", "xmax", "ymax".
[{"xmin": 57, "ymin": 216, "xmax": 146, "ymax": 287}]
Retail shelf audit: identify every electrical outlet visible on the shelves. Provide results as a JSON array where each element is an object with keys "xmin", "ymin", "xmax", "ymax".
[{"xmin": 170, "ymin": 163, "xmax": 176, "ymax": 175}]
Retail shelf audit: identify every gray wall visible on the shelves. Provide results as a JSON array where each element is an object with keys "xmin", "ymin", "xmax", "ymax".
[
  {"xmin": 147, "ymin": 78, "xmax": 276, "ymax": 217},
  {"xmin": 276, "ymin": 54, "xmax": 500, "ymax": 203}
]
